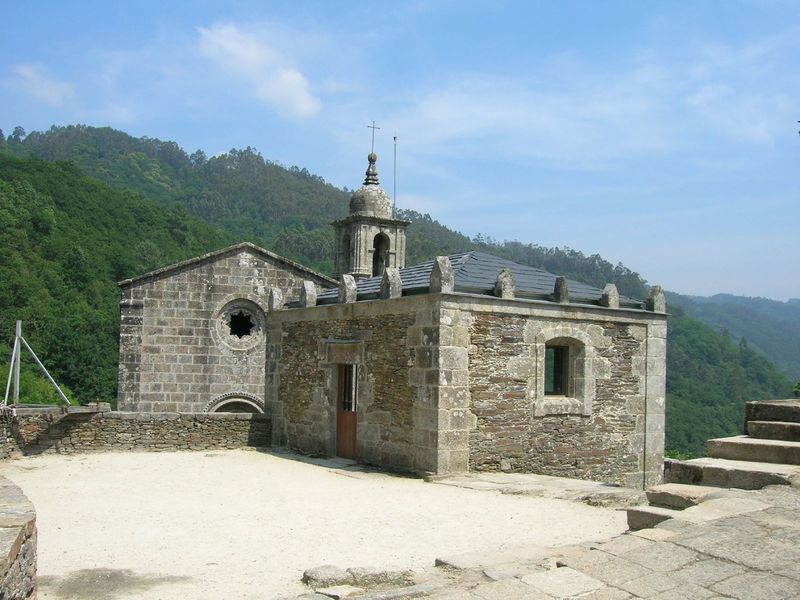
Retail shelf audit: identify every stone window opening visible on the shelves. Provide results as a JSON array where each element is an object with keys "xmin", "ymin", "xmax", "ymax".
[
  {"xmin": 340, "ymin": 364, "xmax": 359, "ymax": 412},
  {"xmin": 372, "ymin": 233, "xmax": 390, "ymax": 277},
  {"xmin": 545, "ymin": 345, "xmax": 569, "ymax": 396},
  {"xmin": 535, "ymin": 335, "xmax": 592, "ymax": 417},
  {"xmin": 229, "ymin": 310, "xmax": 255, "ymax": 339},
  {"xmin": 214, "ymin": 299, "xmax": 265, "ymax": 351}
]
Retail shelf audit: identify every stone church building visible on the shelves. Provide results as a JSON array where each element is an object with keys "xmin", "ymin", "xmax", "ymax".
[{"xmin": 118, "ymin": 153, "xmax": 667, "ymax": 489}]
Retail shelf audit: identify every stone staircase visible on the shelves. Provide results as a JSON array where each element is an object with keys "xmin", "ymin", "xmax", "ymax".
[{"xmin": 627, "ymin": 399, "xmax": 800, "ymax": 530}]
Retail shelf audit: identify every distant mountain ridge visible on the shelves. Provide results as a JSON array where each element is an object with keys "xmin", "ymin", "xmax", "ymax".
[
  {"xmin": 1, "ymin": 125, "xmax": 794, "ymax": 456},
  {"xmin": 2, "ymin": 125, "xmax": 651, "ymax": 298},
  {"xmin": 668, "ymin": 292, "xmax": 800, "ymax": 381}
]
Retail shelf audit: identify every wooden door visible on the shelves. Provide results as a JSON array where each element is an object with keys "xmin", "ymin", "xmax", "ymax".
[{"xmin": 336, "ymin": 364, "xmax": 358, "ymax": 458}]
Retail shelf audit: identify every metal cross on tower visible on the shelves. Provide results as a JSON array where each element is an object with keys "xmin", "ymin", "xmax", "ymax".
[{"xmin": 367, "ymin": 120, "xmax": 380, "ymax": 153}]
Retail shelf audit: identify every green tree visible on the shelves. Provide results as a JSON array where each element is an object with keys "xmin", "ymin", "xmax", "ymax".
[
  {"xmin": 11, "ymin": 126, "xmax": 26, "ymax": 142},
  {"xmin": 794, "ymin": 381, "xmax": 800, "ymax": 398}
]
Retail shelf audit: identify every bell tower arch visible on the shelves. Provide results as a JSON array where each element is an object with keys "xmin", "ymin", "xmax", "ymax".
[{"xmin": 333, "ymin": 153, "xmax": 409, "ymax": 280}]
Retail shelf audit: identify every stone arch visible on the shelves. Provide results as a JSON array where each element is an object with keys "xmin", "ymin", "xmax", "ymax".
[
  {"xmin": 372, "ymin": 233, "xmax": 390, "ymax": 277},
  {"xmin": 204, "ymin": 392, "xmax": 265, "ymax": 414}
]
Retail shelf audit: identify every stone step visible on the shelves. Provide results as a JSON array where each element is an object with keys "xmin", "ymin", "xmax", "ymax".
[
  {"xmin": 708, "ymin": 435, "xmax": 800, "ymax": 465},
  {"xmin": 626, "ymin": 505, "xmax": 682, "ymax": 531},
  {"xmin": 747, "ymin": 420, "xmax": 800, "ymax": 442},
  {"xmin": 664, "ymin": 457, "xmax": 800, "ymax": 490},
  {"xmin": 645, "ymin": 483, "xmax": 721, "ymax": 509},
  {"xmin": 745, "ymin": 399, "xmax": 800, "ymax": 424}
]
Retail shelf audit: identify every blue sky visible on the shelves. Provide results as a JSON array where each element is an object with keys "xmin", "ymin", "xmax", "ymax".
[{"xmin": 3, "ymin": 1, "xmax": 799, "ymax": 300}]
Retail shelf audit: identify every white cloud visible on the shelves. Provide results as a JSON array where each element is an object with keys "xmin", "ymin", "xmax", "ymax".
[
  {"xmin": 384, "ymin": 71, "xmax": 670, "ymax": 170},
  {"xmin": 197, "ymin": 23, "xmax": 319, "ymax": 119},
  {"xmin": 12, "ymin": 63, "xmax": 75, "ymax": 106},
  {"xmin": 371, "ymin": 27, "xmax": 799, "ymax": 174}
]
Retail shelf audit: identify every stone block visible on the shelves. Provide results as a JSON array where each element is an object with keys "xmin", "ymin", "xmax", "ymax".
[
  {"xmin": 553, "ymin": 276, "xmax": 569, "ymax": 303},
  {"xmin": 646, "ymin": 285, "xmax": 666, "ymax": 313},
  {"xmin": 345, "ymin": 567, "xmax": 414, "ymax": 587},
  {"xmin": 471, "ymin": 578, "xmax": 551, "ymax": 599},
  {"xmin": 521, "ymin": 567, "xmax": 604, "ymax": 597},
  {"xmin": 449, "ymin": 409, "xmax": 477, "ymax": 430},
  {"xmin": 436, "ymin": 449, "xmax": 469, "ymax": 473},
  {"xmin": 338, "ymin": 275, "xmax": 357, "ymax": 304},
  {"xmin": 711, "ymin": 572, "xmax": 800, "ymax": 600},
  {"xmin": 601, "ymin": 283, "xmax": 620, "ymax": 309},
  {"xmin": 380, "ymin": 268, "xmax": 403, "ymax": 300},
  {"xmin": 303, "ymin": 565, "xmax": 354, "ymax": 588},
  {"xmin": 300, "ymin": 281, "xmax": 317, "ymax": 307},
  {"xmin": 573, "ymin": 555, "xmax": 651, "ymax": 587},
  {"xmin": 433, "ymin": 386, "xmax": 471, "ymax": 409},
  {"xmin": 438, "ymin": 346, "xmax": 468, "ymax": 370},
  {"xmin": 493, "ymin": 269, "xmax": 515, "ymax": 299},
  {"xmin": 430, "ymin": 256, "xmax": 454, "ymax": 293},
  {"xmin": 620, "ymin": 541, "xmax": 699, "ymax": 573}
]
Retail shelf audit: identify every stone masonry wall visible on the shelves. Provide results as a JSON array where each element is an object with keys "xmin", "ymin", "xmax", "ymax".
[
  {"xmin": 0, "ymin": 415, "xmax": 16, "ymax": 461},
  {"xmin": 267, "ymin": 293, "xmax": 665, "ymax": 482},
  {"xmin": 268, "ymin": 296, "xmax": 468, "ymax": 474},
  {"xmin": 118, "ymin": 246, "xmax": 331, "ymax": 413},
  {"xmin": 0, "ymin": 476, "xmax": 36, "ymax": 600},
  {"xmin": 454, "ymin": 297, "xmax": 666, "ymax": 489},
  {"xmin": 8, "ymin": 410, "xmax": 269, "ymax": 455},
  {"xmin": 271, "ymin": 310, "xmax": 417, "ymax": 471}
]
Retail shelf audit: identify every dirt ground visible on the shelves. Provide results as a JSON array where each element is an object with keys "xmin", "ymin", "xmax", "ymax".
[{"xmin": 1, "ymin": 450, "xmax": 628, "ymax": 599}]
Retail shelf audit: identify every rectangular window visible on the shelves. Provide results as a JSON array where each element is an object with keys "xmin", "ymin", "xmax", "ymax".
[
  {"xmin": 545, "ymin": 346, "xmax": 569, "ymax": 396},
  {"xmin": 341, "ymin": 364, "xmax": 358, "ymax": 411}
]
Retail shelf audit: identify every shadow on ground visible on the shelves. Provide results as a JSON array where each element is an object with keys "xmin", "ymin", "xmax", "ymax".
[{"xmin": 39, "ymin": 568, "xmax": 192, "ymax": 599}]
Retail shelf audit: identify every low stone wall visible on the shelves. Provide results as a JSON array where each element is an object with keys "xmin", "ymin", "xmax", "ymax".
[
  {"xmin": 9, "ymin": 409, "xmax": 270, "ymax": 455},
  {"xmin": 0, "ymin": 476, "xmax": 36, "ymax": 599},
  {"xmin": 0, "ymin": 415, "xmax": 16, "ymax": 461}
]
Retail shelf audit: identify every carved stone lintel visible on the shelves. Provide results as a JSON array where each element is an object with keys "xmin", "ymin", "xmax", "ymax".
[
  {"xmin": 554, "ymin": 277, "xmax": 569, "ymax": 304},
  {"xmin": 299, "ymin": 281, "xmax": 317, "ymax": 308},
  {"xmin": 430, "ymin": 256, "xmax": 454, "ymax": 293},
  {"xmin": 601, "ymin": 283, "xmax": 620, "ymax": 309},
  {"xmin": 268, "ymin": 288, "xmax": 284, "ymax": 311},
  {"xmin": 338, "ymin": 274, "xmax": 357, "ymax": 304},
  {"xmin": 494, "ymin": 269, "xmax": 515, "ymax": 299},
  {"xmin": 380, "ymin": 267, "xmax": 402, "ymax": 299},
  {"xmin": 646, "ymin": 285, "xmax": 666, "ymax": 313}
]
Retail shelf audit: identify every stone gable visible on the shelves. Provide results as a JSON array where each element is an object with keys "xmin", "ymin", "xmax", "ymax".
[{"xmin": 117, "ymin": 245, "xmax": 333, "ymax": 413}]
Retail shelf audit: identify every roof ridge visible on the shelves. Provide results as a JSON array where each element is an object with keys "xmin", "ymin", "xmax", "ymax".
[{"xmin": 118, "ymin": 241, "xmax": 337, "ymax": 288}]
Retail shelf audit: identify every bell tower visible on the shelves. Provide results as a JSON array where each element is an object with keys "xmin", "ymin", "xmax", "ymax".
[{"xmin": 333, "ymin": 153, "xmax": 409, "ymax": 280}]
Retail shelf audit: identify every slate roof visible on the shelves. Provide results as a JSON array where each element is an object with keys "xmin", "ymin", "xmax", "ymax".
[{"xmin": 316, "ymin": 251, "xmax": 644, "ymax": 309}]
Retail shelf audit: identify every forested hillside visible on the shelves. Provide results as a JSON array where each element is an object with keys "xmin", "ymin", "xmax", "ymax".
[
  {"xmin": 0, "ymin": 153, "xmax": 231, "ymax": 404},
  {"xmin": 0, "ymin": 125, "xmax": 793, "ymax": 455},
  {"xmin": 666, "ymin": 305, "xmax": 790, "ymax": 454},
  {"xmin": 668, "ymin": 292, "xmax": 800, "ymax": 381},
  {"xmin": 2, "ymin": 125, "xmax": 649, "ymax": 298}
]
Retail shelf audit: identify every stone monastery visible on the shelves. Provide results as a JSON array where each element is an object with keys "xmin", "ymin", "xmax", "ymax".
[{"xmin": 117, "ymin": 152, "xmax": 667, "ymax": 489}]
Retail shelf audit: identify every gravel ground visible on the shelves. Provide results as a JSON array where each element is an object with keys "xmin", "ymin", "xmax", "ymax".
[{"xmin": 1, "ymin": 450, "xmax": 627, "ymax": 599}]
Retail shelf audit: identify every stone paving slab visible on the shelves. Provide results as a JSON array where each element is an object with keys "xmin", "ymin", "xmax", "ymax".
[
  {"xmin": 520, "ymin": 567, "xmax": 604, "ymax": 597},
  {"xmin": 470, "ymin": 578, "xmax": 550, "ymax": 599},
  {"xmin": 289, "ymin": 484, "xmax": 800, "ymax": 599},
  {"xmin": 429, "ymin": 472, "xmax": 646, "ymax": 507},
  {"xmin": 645, "ymin": 483, "xmax": 723, "ymax": 509},
  {"xmin": 434, "ymin": 543, "xmax": 550, "ymax": 570}
]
